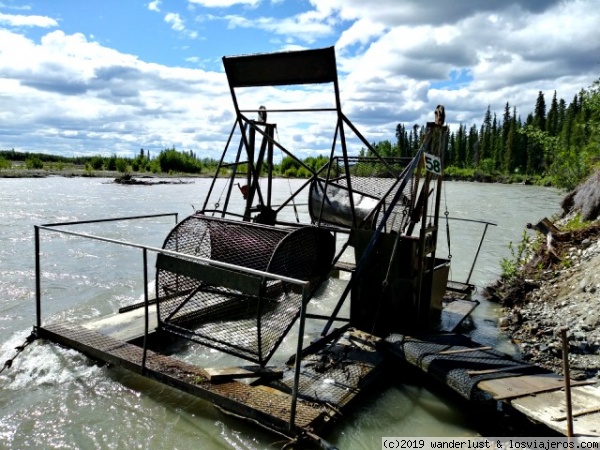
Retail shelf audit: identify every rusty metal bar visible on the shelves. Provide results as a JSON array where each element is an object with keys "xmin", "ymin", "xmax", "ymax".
[
  {"xmin": 141, "ymin": 247, "xmax": 149, "ymax": 374},
  {"xmin": 321, "ymin": 141, "xmax": 427, "ymax": 337},
  {"xmin": 560, "ymin": 326, "xmax": 574, "ymax": 437},
  {"xmin": 290, "ymin": 288, "xmax": 308, "ymax": 430},
  {"xmin": 34, "ymin": 225, "xmax": 41, "ymax": 330},
  {"xmin": 466, "ymin": 222, "xmax": 491, "ymax": 285},
  {"xmin": 41, "ymin": 212, "xmax": 179, "ymax": 228},
  {"xmin": 240, "ymin": 108, "xmax": 337, "ymax": 113},
  {"xmin": 36, "ymin": 225, "xmax": 308, "ymax": 290}
]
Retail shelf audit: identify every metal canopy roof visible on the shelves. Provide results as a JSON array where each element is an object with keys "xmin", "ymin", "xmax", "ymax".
[{"xmin": 222, "ymin": 47, "xmax": 337, "ymax": 88}]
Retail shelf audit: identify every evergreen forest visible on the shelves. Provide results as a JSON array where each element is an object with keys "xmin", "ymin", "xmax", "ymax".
[{"xmin": 387, "ymin": 78, "xmax": 600, "ymax": 189}]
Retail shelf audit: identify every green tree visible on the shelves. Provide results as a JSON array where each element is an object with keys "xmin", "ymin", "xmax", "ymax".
[
  {"xmin": 157, "ymin": 148, "xmax": 202, "ymax": 173},
  {"xmin": 481, "ymin": 105, "xmax": 492, "ymax": 162},
  {"xmin": 25, "ymin": 156, "xmax": 44, "ymax": 169},
  {"xmin": 0, "ymin": 156, "xmax": 11, "ymax": 170},
  {"xmin": 534, "ymin": 90, "xmax": 547, "ymax": 132},
  {"xmin": 547, "ymin": 91, "xmax": 559, "ymax": 136},
  {"xmin": 90, "ymin": 156, "xmax": 104, "ymax": 170},
  {"xmin": 106, "ymin": 155, "xmax": 117, "ymax": 171},
  {"xmin": 279, "ymin": 155, "xmax": 300, "ymax": 175},
  {"xmin": 115, "ymin": 157, "xmax": 129, "ymax": 173}
]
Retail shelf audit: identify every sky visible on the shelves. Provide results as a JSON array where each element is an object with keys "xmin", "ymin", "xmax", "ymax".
[{"xmin": 0, "ymin": 0, "xmax": 599, "ymax": 161}]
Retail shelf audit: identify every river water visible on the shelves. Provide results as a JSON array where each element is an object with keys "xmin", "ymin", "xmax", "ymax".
[{"xmin": 0, "ymin": 177, "xmax": 562, "ymax": 449}]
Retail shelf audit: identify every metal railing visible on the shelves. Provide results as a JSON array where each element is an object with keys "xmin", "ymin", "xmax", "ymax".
[{"xmin": 33, "ymin": 212, "xmax": 310, "ymax": 430}]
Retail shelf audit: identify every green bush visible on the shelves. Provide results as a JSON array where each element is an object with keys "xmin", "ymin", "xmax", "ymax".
[
  {"xmin": 500, "ymin": 230, "xmax": 531, "ymax": 282},
  {"xmin": 90, "ymin": 156, "xmax": 104, "ymax": 170},
  {"xmin": 0, "ymin": 156, "xmax": 11, "ymax": 170},
  {"xmin": 279, "ymin": 156, "xmax": 300, "ymax": 175},
  {"xmin": 284, "ymin": 167, "xmax": 298, "ymax": 178},
  {"xmin": 106, "ymin": 155, "xmax": 117, "ymax": 171},
  {"xmin": 115, "ymin": 158, "xmax": 129, "ymax": 173},
  {"xmin": 25, "ymin": 156, "xmax": 44, "ymax": 170},
  {"xmin": 444, "ymin": 165, "xmax": 475, "ymax": 178},
  {"xmin": 157, "ymin": 148, "xmax": 202, "ymax": 174}
]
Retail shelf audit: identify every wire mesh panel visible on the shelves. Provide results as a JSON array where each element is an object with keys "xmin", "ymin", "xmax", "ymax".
[
  {"xmin": 308, "ymin": 157, "xmax": 417, "ymax": 232},
  {"xmin": 156, "ymin": 215, "xmax": 335, "ymax": 365}
]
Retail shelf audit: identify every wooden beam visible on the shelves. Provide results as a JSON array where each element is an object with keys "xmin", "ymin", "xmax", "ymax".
[{"xmin": 204, "ymin": 366, "xmax": 283, "ymax": 383}]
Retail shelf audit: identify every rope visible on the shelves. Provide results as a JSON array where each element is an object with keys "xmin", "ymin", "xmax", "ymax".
[
  {"xmin": 275, "ymin": 127, "xmax": 300, "ymax": 222},
  {"xmin": 0, "ymin": 330, "xmax": 37, "ymax": 375},
  {"xmin": 443, "ymin": 185, "xmax": 452, "ymax": 260}
]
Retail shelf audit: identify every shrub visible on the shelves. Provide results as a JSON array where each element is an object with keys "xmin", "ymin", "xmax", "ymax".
[
  {"xmin": 90, "ymin": 156, "xmax": 104, "ymax": 170},
  {"xmin": 106, "ymin": 155, "xmax": 117, "ymax": 171},
  {"xmin": 25, "ymin": 156, "xmax": 44, "ymax": 170},
  {"xmin": 279, "ymin": 156, "xmax": 300, "ymax": 175},
  {"xmin": 500, "ymin": 230, "xmax": 531, "ymax": 282},
  {"xmin": 115, "ymin": 158, "xmax": 129, "ymax": 173},
  {"xmin": 157, "ymin": 148, "xmax": 202, "ymax": 174},
  {"xmin": 284, "ymin": 167, "xmax": 298, "ymax": 178},
  {"xmin": 0, "ymin": 156, "xmax": 11, "ymax": 170}
]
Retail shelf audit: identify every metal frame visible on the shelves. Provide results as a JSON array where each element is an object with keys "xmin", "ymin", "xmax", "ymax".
[
  {"xmin": 201, "ymin": 47, "xmax": 402, "ymax": 232},
  {"xmin": 33, "ymin": 212, "xmax": 311, "ymax": 430}
]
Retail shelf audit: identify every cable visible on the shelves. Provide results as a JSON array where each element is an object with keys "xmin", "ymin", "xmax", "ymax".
[{"xmin": 0, "ymin": 330, "xmax": 37, "ymax": 375}]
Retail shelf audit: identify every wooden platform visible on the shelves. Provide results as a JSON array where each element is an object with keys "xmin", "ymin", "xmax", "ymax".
[
  {"xmin": 81, "ymin": 304, "xmax": 158, "ymax": 342},
  {"xmin": 480, "ymin": 375, "xmax": 600, "ymax": 436},
  {"xmin": 439, "ymin": 299, "xmax": 479, "ymax": 332},
  {"xmin": 383, "ymin": 334, "xmax": 600, "ymax": 437},
  {"xmin": 36, "ymin": 320, "xmax": 383, "ymax": 442}
]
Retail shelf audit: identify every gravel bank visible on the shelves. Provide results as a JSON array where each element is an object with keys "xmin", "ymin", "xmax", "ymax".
[{"xmin": 488, "ymin": 220, "xmax": 600, "ymax": 382}]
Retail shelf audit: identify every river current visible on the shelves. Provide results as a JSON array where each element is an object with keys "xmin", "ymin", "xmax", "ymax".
[{"xmin": 0, "ymin": 177, "xmax": 562, "ymax": 449}]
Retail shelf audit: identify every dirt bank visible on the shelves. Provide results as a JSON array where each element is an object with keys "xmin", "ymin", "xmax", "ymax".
[{"xmin": 486, "ymin": 216, "xmax": 600, "ymax": 382}]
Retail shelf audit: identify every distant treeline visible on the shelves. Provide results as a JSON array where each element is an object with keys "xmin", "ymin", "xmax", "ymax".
[
  {"xmin": 2, "ymin": 78, "xmax": 599, "ymax": 187},
  {"xmin": 370, "ymin": 77, "xmax": 600, "ymax": 189},
  {"xmin": 0, "ymin": 148, "xmax": 221, "ymax": 175}
]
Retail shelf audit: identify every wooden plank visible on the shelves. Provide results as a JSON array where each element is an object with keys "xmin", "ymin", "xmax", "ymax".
[
  {"xmin": 82, "ymin": 304, "xmax": 159, "ymax": 341},
  {"xmin": 440, "ymin": 299, "xmax": 479, "ymax": 332},
  {"xmin": 479, "ymin": 374, "xmax": 597, "ymax": 401},
  {"xmin": 438, "ymin": 346, "xmax": 492, "ymax": 355},
  {"xmin": 446, "ymin": 280, "xmax": 474, "ymax": 294},
  {"xmin": 467, "ymin": 364, "xmax": 532, "ymax": 376},
  {"xmin": 510, "ymin": 385, "xmax": 600, "ymax": 437},
  {"xmin": 38, "ymin": 323, "xmax": 325, "ymax": 433},
  {"xmin": 157, "ymin": 253, "xmax": 263, "ymax": 296},
  {"xmin": 204, "ymin": 366, "xmax": 283, "ymax": 383},
  {"xmin": 552, "ymin": 405, "xmax": 600, "ymax": 421}
]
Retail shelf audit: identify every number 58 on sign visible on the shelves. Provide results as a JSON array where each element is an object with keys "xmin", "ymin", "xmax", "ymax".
[{"xmin": 424, "ymin": 153, "xmax": 442, "ymax": 175}]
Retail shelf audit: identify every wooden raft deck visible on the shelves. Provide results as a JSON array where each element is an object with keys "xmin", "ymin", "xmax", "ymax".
[
  {"xmin": 383, "ymin": 333, "xmax": 600, "ymax": 437},
  {"xmin": 36, "ymin": 321, "xmax": 384, "ymax": 440}
]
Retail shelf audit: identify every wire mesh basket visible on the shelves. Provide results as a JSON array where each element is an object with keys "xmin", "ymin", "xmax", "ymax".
[{"xmin": 156, "ymin": 215, "xmax": 335, "ymax": 365}]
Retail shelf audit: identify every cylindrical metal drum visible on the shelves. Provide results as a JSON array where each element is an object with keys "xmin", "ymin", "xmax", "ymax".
[{"xmin": 156, "ymin": 215, "xmax": 335, "ymax": 364}]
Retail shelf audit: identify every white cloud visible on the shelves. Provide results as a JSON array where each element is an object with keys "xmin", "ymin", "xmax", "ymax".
[
  {"xmin": 188, "ymin": 0, "xmax": 260, "ymax": 7},
  {"xmin": 148, "ymin": 1, "xmax": 161, "ymax": 12},
  {"xmin": 325, "ymin": 0, "xmax": 600, "ymax": 131},
  {"xmin": 0, "ymin": 12, "xmax": 58, "ymax": 28},
  {"xmin": 1, "ymin": 0, "xmax": 599, "ymax": 160},
  {"xmin": 165, "ymin": 12, "xmax": 185, "ymax": 31},
  {"xmin": 223, "ymin": 9, "xmax": 336, "ymax": 43},
  {"xmin": 336, "ymin": 18, "xmax": 386, "ymax": 52},
  {"xmin": 164, "ymin": 12, "xmax": 199, "ymax": 38},
  {"xmin": 0, "ymin": 29, "xmax": 228, "ymax": 157}
]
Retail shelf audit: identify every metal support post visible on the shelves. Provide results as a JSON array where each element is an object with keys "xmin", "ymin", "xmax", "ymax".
[
  {"xmin": 34, "ymin": 226, "xmax": 41, "ymax": 331},
  {"xmin": 289, "ymin": 288, "xmax": 308, "ymax": 430},
  {"xmin": 560, "ymin": 326, "xmax": 574, "ymax": 438},
  {"xmin": 142, "ymin": 248, "xmax": 149, "ymax": 374}
]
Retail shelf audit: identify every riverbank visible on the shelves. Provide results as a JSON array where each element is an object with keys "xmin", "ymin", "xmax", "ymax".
[
  {"xmin": 0, "ymin": 168, "xmax": 210, "ymax": 178},
  {"xmin": 487, "ymin": 215, "xmax": 600, "ymax": 382},
  {"xmin": 0, "ymin": 166, "xmax": 554, "ymax": 186}
]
